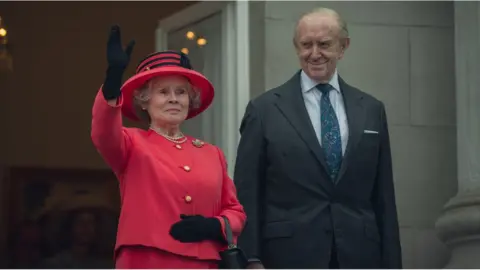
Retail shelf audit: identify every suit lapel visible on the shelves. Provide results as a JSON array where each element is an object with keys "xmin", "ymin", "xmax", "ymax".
[
  {"xmin": 273, "ymin": 72, "xmax": 330, "ymax": 173},
  {"xmin": 336, "ymin": 77, "xmax": 365, "ymax": 182},
  {"xmin": 273, "ymin": 72, "xmax": 366, "ymax": 185}
]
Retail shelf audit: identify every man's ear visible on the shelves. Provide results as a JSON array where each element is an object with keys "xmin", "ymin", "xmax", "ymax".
[
  {"xmin": 337, "ymin": 37, "xmax": 350, "ymax": 60},
  {"xmin": 341, "ymin": 37, "xmax": 350, "ymax": 52}
]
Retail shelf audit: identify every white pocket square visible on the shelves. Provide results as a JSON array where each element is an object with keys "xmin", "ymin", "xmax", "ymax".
[{"xmin": 364, "ymin": 130, "xmax": 379, "ymax": 134}]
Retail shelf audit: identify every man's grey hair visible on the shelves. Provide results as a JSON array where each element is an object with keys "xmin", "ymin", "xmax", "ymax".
[{"xmin": 293, "ymin": 7, "xmax": 349, "ymax": 45}]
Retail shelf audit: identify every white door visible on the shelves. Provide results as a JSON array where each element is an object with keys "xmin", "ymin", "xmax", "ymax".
[{"xmin": 156, "ymin": 1, "xmax": 250, "ymax": 176}]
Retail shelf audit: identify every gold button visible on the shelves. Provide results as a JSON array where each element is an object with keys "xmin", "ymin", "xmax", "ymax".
[
  {"xmin": 185, "ymin": 195, "xmax": 192, "ymax": 203},
  {"xmin": 175, "ymin": 144, "xmax": 182, "ymax": 149},
  {"xmin": 183, "ymin": 165, "xmax": 191, "ymax": 172}
]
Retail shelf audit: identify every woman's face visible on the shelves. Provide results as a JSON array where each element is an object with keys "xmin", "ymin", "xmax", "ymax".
[{"xmin": 145, "ymin": 75, "xmax": 191, "ymax": 126}]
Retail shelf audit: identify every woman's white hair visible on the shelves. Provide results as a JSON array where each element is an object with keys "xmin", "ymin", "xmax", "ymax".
[{"xmin": 132, "ymin": 77, "xmax": 202, "ymax": 123}]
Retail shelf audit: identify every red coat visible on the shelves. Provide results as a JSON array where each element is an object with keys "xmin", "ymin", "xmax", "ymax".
[{"xmin": 90, "ymin": 89, "xmax": 246, "ymax": 261}]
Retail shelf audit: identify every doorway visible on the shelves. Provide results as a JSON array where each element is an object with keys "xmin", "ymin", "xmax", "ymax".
[
  {"xmin": 166, "ymin": 12, "xmax": 223, "ymax": 147},
  {"xmin": 156, "ymin": 1, "xmax": 250, "ymax": 176}
]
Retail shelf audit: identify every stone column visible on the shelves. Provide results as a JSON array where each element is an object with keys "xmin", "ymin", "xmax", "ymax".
[{"xmin": 435, "ymin": 2, "xmax": 480, "ymax": 268}]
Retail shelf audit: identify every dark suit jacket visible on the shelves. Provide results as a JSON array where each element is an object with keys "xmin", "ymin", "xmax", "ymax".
[{"xmin": 233, "ymin": 71, "xmax": 402, "ymax": 269}]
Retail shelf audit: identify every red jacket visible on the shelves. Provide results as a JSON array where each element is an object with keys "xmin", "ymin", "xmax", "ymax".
[{"xmin": 91, "ymin": 89, "xmax": 246, "ymax": 260}]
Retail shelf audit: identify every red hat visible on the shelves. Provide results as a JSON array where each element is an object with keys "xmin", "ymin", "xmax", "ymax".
[{"xmin": 120, "ymin": 51, "xmax": 215, "ymax": 121}]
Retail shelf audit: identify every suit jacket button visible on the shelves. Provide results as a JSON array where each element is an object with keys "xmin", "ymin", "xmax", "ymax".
[
  {"xmin": 183, "ymin": 165, "xmax": 191, "ymax": 172},
  {"xmin": 185, "ymin": 195, "xmax": 192, "ymax": 203},
  {"xmin": 175, "ymin": 144, "xmax": 183, "ymax": 150}
]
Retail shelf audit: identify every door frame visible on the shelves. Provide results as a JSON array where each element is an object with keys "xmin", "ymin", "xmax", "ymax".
[{"xmin": 155, "ymin": 0, "xmax": 250, "ymax": 176}]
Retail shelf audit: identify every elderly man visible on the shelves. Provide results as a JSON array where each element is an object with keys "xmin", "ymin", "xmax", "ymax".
[{"xmin": 234, "ymin": 7, "xmax": 402, "ymax": 269}]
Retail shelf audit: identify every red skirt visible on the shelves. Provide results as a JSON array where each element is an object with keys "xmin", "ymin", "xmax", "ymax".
[{"xmin": 115, "ymin": 245, "xmax": 219, "ymax": 269}]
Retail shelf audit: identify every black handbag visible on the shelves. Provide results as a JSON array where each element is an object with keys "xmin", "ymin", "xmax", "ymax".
[{"xmin": 218, "ymin": 216, "xmax": 248, "ymax": 269}]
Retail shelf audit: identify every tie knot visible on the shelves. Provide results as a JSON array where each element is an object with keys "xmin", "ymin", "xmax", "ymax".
[{"xmin": 316, "ymin": 83, "xmax": 332, "ymax": 94}]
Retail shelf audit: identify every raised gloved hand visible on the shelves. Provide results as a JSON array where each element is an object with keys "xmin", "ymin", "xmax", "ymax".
[
  {"xmin": 169, "ymin": 214, "xmax": 226, "ymax": 243},
  {"xmin": 102, "ymin": 25, "xmax": 135, "ymax": 101}
]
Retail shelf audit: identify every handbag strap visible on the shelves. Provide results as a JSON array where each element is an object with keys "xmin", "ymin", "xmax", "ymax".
[{"xmin": 222, "ymin": 216, "xmax": 236, "ymax": 249}]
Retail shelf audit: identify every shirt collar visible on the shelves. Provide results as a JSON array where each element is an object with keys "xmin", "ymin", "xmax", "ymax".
[{"xmin": 300, "ymin": 69, "xmax": 341, "ymax": 93}]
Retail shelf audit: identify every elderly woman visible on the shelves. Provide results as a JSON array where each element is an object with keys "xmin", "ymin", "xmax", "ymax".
[{"xmin": 90, "ymin": 25, "xmax": 246, "ymax": 269}]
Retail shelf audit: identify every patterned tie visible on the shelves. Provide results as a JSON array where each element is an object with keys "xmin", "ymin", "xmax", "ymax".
[{"xmin": 317, "ymin": 83, "xmax": 343, "ymax": 180}]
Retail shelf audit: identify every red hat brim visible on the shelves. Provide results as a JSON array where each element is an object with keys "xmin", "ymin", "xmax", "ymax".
[{"xmin": 120, "ymin": 66, "xmax": 215, "ymax": 122}]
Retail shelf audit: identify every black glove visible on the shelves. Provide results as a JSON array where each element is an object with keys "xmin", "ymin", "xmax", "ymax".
[
  {"xmin": 102, "ymin": 25, "xmax": 135, "ymax": 101},
  {"xmin": 169, "ymin": 214, "xmax": 226, "ymax": 244}
]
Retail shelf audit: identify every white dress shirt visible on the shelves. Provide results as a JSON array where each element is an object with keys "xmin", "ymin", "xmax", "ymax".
[{"xmin": 300, "ymin": 70, "xmax": 349, "ymax": 155}]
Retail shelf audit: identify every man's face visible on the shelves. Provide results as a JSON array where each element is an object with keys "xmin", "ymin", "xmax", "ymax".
[{"xmin": 295, "ymin": 14, "xmax": 349, "ymax": 83}]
